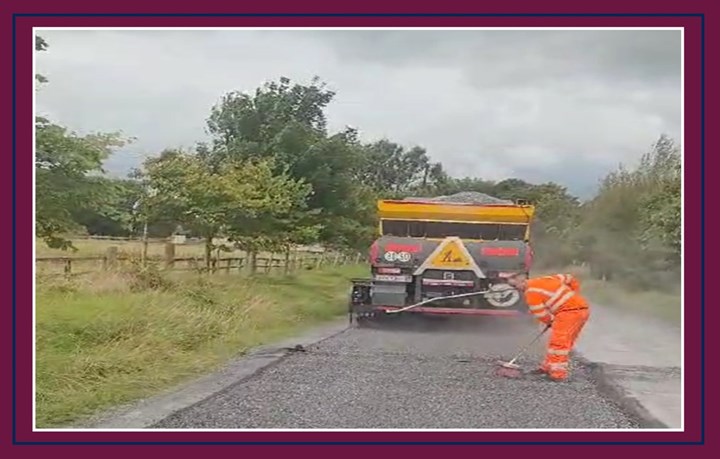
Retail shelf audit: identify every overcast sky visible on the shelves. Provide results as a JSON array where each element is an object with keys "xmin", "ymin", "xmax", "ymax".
[{"xmin": 35, "ymin": 28, "xmax": 681, "ymax": 198}]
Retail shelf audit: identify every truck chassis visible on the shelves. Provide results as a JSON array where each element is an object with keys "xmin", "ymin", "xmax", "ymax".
[{"xmin": 348, "ymin": 277, "xmax": 526, "ymax": 326}]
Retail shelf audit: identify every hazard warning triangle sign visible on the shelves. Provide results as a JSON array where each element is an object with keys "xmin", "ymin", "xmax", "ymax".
[{"xmin": 429, "ymin": 239, "xmax": 473, "ymax": 269}]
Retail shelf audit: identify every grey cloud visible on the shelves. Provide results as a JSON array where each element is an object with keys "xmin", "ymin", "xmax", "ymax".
[{"xmin": 318, "ymin": 30, "xmax": 680, "ymax": 86}]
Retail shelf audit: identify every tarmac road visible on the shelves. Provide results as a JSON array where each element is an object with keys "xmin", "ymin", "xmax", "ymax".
[{"xmin": 152, "ymin": 315, "xmax": 643, "ymax": 429}]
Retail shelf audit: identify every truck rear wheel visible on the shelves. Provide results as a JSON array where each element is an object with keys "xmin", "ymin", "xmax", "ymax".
[{"xmin": 484, "ymin": 283, "xmax": 521, "ymax": 308}]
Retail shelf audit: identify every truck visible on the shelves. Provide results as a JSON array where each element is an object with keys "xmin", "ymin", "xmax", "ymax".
[{"xmin": 348, "ymin": 192, "xmax": 535, "ymax": 325}]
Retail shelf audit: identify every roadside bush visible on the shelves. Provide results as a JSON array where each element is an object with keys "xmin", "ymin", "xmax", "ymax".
[{"xmin": 125, "ymin": 259, "xmax": 175, "ymax": 292}]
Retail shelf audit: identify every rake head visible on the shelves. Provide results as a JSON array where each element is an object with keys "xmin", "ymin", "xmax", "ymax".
[{"xmin": 494, "ymin": 360, "xmax": 523, "ymax": 378}]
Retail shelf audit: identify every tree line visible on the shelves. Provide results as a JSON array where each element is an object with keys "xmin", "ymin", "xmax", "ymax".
[{"xmin": 34, "ymin": 36, "xmax": 681, "ymax": 290}]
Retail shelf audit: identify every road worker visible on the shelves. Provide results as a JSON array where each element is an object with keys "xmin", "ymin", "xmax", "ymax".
[{"xmin": 506, "ymin": 272, "xmax": 590, "ymax": 382}]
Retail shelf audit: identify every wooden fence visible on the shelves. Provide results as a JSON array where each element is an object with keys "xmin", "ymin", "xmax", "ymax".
[
  {"xmin": 66, "ymin": 235, "xmax": 326, "ymax": 253},
  {"xmin": 36, "ymin": 243, "xmax": 364, "ymax": 278}
]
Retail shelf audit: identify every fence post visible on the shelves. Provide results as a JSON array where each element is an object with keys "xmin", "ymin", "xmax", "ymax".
[
  {"xmin": 164, "ymin": 242, "xmax": 175, "ymax": 269},
  {"xmin": 284, "ymin": 249, "xmax": 291, "ymax": 275},
  {"xmin": 64, "ymin": 259, "xmax": 72, "ymax": 277},
  {"xmin": 354, "ymin": 253, "xmax": 361, "ymax": 265},
  {"xmin": 105, "ymin": 246, "xmax": 118, "ymax": 270},
  {"xmin": 250, "ymin": 251, "xmax": 257, "ymax": 274},
  {"xmin": 141, "ymin": 226, "xmax": 149, "ymax": 267}
]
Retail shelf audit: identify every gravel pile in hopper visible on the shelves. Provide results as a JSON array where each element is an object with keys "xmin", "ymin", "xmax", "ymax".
[{"xmin": 401, "ymin": 191, "xmax": 515, "ymax": 205}]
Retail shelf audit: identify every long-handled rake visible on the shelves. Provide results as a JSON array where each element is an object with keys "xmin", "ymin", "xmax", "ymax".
[
  {"xmin": 383, "ymin": 290, "xmax": 491, "ymax": 314},
  {"xmin": 383, "ymin": 284, "xmax": 521, "ymax": 315},
  {"xmin": 495, "ymin": 323, "xmax": 551, "ymax": 378}
]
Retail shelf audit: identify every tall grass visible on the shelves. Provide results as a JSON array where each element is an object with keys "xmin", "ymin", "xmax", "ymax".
[
  {"xmin": 35, "ymin": 264, "xmax": 366, "ymax": 427},
  {"xmin": 538, "ymin": 265, "xmax": 680, "ymax": 325}
]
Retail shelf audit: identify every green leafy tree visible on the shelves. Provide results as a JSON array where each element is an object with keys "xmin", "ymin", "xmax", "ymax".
[
  {"xmin": 355, "ymin": 140, "xmax": 445, "ymax": 196},
  {"xmin": 206, "ymin": 76, "xmax": 335, "ymax": 162},
  {"xmin": 636, "ymin": 135, "xmax": 681, "ymax": 258},
  {"xmin": 71, "ymin": 177, "xmax": 144, "ymax": 237},
  {"xmin": 571, "ymin": 134, "xmax": 681, "ymax": 288},
  {"xmin": 140, "ymin": 150, "xmax": 313, "ymax": 265},
  {"xmin": 203, "ymin": 76, "xmax": 376, "ymax": 248},
  {"xmin": 35, "ymin": 117, "xmax": 129, "ymax": 248}
]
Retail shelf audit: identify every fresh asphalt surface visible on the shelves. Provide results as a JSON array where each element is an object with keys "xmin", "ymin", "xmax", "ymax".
[{"xmin": 153, "ymin": 315, "xmax": 642, "ymax": 429}]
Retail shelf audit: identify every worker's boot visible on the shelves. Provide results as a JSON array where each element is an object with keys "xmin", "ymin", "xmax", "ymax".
[{"xmin": 548, "ymin": 371, "xmax": 568, "ymax": 382}]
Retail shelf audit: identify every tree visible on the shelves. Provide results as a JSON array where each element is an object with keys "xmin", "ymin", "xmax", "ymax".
[
  {"xmin": 203, "ymin": 76, "xmax": 377, "ymax": 248},
  {"xmin": 639, "ymin": 178, "xmax": 680, "ymax": 257},
  {"xmin": 140, "ymin": 150, "xmax": 313, "ymax": 266},
  {"xmin": 636, "ymin": 135, "xmax": 681, "ymax": 258},
  {"xmin": 71, "ymin": 177, "xmax": 144, "ymax": 237},
  {"xmin": 35, "ymin": 117, "xmax": 129, "ymax": 248},
  {"xmin": 206, "ymin": 76, "xmax": 335, "ymax": 162},
  {"xmin": 355, "ymin": 140, "xmax": 445, "ymax": 196},
  {"xmin": 570, "ymin": 134, "xmax": 682, "ymax": 287}
]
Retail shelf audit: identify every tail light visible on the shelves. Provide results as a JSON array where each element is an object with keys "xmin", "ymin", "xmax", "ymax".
[{"xmin": 481, "ymin": 247, "xmax": 520, "ymax": 257}]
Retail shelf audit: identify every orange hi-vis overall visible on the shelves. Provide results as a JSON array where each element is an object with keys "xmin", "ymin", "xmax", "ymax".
[{"xmin": 525, "ymin": 274, "xmax": 590, "ymax": 381}]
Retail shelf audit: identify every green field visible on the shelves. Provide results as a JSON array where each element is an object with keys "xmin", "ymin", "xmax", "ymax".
[{"xmin": 35, "ymin": 264, "xmax": 366, "ymax": 428}]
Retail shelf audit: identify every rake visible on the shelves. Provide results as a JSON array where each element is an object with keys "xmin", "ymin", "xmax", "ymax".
[{"xmin": 495, "ymin": 323, "xmax": 551, "ymax": 378}]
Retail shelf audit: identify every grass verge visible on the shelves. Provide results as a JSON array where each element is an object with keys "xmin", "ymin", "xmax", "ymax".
[
  {"xmin": 580, "ymin": 278, "xmax": 680, "ymax": 325},
  {"xmin": 536, "ymin": 265, "xmax": 680, "ymax": 325},
  {"xmin": 35, "ymin": 264, "xmax": 366, "ymax": 428}
]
